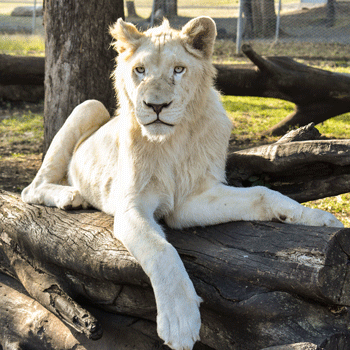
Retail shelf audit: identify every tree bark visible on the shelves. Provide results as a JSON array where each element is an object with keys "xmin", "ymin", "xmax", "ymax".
[
  {"xmin": 326, "ymin": 0, "xmax": 335, "ymax": 27},
  {"xmin": 165, "ymin": 0, "xmax": 177, "ymax": 18},
  {"xmin": 1, "ymin": 191, "xmax": 350, "ymax": 349},
  {"xmin": 151, "ymin": 0, "xmax": 177, "ymax": 20},
  {"xmin": 43, "ymin": 0, "xmax": 123, "ymax": 153},
  {"xmin": 251, "ymin": 0, "xmax": 276, "ymax": 37},
  {"xmin": 126, "ymin": 1, "xmax": 138, "ymax": 17}
]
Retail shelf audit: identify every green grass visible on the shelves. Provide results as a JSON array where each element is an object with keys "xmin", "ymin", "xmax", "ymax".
[
  {"xmin": 0, "ymin": 112, "xmax": 43, "ymax": 143},
  {"xmin": 214, "ymin": 40, "xmax": 350, "ymax": 63},
  {"xmin": 223, "ymin": 95, "xmax": 350, "ymax": 140},
  {"xmin": 317, "ymin": 114, "xmax": 350, "ymax": 138},
  {"xmin": 223, "ymin": 96, "xmax": 294, "ymax": 138},
  {"xmin": 303, "ymin": 194, "xmax": 350, "ymax": 227},
  {"xmin": 0, "ymin": 34, "xmax": 44, "ymax": 56}
]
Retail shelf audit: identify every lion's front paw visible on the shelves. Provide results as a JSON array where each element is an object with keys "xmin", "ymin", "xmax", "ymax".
[
  {"xmin": 56, "ymin": 188, "xmax": 89, "ymax": 210},
  {"xmin": 301, "ymin": 208, "xmax": 344, "ymax": 228},
  {"xmin": 157, "ymin": 294, "xmax": 201, "ymax": 350}
]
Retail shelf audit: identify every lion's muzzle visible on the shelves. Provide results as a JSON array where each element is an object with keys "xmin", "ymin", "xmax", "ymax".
[{"xmin": 143, "ymin": 101, "xmax": 173, "ymax": 116}]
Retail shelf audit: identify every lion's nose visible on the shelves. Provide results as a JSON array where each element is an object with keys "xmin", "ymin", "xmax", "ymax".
[{"xmin": 144, "ymin": 101, "xmax": 172, "ymax": 116}]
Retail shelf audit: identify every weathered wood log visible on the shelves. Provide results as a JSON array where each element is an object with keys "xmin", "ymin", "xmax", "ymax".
[
  {"xmin": 0, "ymin": 84, "xmax": 44, "ymax": 102},
  {"xmin": 0, "ymin": 54, "xmax": 45, "ymax": 101},
  {"xmin": 262, "ymin": 344, "xmax": 319, "ymax": 350},
  {"xmin": 234, "ymin": 44, "xmax": 350, "ymax": 136},
  {"xmin": 0, "ymin": 272, "xmax": 170, "ymax": 350},
  {"xmin": 0, "ymin": 54, "xmax": 44, "ymax": 86},
  {"xmin": 226, "ymin": 124, "xmax": 350, "ymax": 202},
  {"xmin": 216, "ymin": 44, "xmax": 350, "ymax": 136},
  {"xmin": 3, "ymin": 47, "xmax": 350, "ymax": 135},
  {"xmin": 1, "ymin": 191, "xmax": 350, "ymax": 349}
]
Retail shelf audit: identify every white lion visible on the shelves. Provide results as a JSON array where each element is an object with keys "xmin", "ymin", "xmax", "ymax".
[{"xmin": 22, "ymin": 16, "xmax": 343, "ymax": 350}]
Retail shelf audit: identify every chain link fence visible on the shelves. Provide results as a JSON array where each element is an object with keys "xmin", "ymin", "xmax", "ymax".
[
  {"xmin": 0, "ymin": 1, "xmax": 43, "ymax": 35},
  {"xmin": 1, "ymin": 0, "xmax": 349, "ymax": 56}
]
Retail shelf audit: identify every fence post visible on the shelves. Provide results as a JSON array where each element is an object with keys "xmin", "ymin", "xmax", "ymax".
[
  {"xmin": 32, "ymin": 0, "xmax": 37, "ymax": 34},
  {"xmin": 236, "ymin": 0, "xmax": 244, "ymax": 54},
  {"xmin": 275, "ymin": 0, "xmax": 282, "ymax": 42}
]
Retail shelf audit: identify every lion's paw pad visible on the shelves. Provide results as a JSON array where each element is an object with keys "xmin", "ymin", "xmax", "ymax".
[{"xmin": 157, "ymin": 297, "xmax": 201, "ymax": 350}]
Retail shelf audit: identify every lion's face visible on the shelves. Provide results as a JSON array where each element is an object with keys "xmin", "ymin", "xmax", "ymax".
[
  {"xmin": 111, "ymin": 17, "xmax": 217, "ymax": 142},
  {"xmin": 125, "ymin": 40, "xmax": 200, "ymax": 140}
]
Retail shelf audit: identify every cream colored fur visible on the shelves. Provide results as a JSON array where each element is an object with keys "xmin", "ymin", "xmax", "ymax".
[{"xmin": 22, "ymin": 17, "xmax": 343, "ymax": 350}]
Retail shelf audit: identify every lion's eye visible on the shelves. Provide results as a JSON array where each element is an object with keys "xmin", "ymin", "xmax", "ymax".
[
  {"xmin": 174, "ymin": 66, "xmax": 185, "ymax": 74},
  {"xmin": 135, "ymin": 66, "xmax": 145, "ymax": 74}
]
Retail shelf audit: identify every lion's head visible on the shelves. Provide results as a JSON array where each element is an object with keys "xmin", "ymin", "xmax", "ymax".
[{"xmin": 110, "ymin": 17, "xmax": 217, "ymax": 142}]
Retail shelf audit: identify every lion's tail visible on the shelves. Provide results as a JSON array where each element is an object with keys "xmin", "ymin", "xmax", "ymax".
[{"xmin": 22, "ymin": 100, "xmax": 110, "ymax": 202}]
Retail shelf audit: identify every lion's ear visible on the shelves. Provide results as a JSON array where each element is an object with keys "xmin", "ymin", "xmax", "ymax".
[
  {"xmin": 110, "ymin": 18, "xmax": 143, "ymax": 54},
  {"xmin": 181, "ymin": 16, "xmax": 217, "ymax": 59}
]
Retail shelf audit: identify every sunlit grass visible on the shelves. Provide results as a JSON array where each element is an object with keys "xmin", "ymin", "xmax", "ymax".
[
  {"xmin": 0, "ymin": 34, "xmax": 45, "ymax": 56},
  {"xmin": 317, "ymin": 113, "xmax": 350, "ymax": 138},
  {"xmin": 0, "ymin": 112, "xmax": 43, "ymax": 143},
  {"xmin": 304, "ymin": 194, "xmax": 350, "ymax": 227},
  {"xmin": 222, "ymin": 95, "xmax": 294, "ymax": 145},
  {"xmin": 223, "ymin": 95, "xmax": 350, "ymax": 140},
  {"xmin": 214, "ymin": 40, "xmax": 350, "ymax": 63}
]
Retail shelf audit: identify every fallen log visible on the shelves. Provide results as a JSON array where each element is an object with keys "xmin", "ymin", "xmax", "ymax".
[
  {"xmin": 262, "ymin": 344, "xmax": 319, "ymax": 350},
  {"xmin": 217, "ymin": 44, "xmax": 350, "ymax": 136},
  {"xmin": 0, "ymin": 84, "xmax": 44, "ymax": 102},
  {"xmin": 0, "ymin": 54, "xmax": 45, "ymax": 102},
  {"xmin": 227, "ymin": 138, "xmax": 350, "ymax": 202},
  {"xmin": 0, "ymin": 54, "xmax": 44, "ymax": 86},
  {"xmin": 2, "ymin": 48, "xmax": 350, "ymax": 135},
  {"xmin": 1, "ymin": 190, "xmax": 350, "ymax": 349},
  {"xmin": 226, "ymin": 123, "xmax": 350, "ymax": 202}
]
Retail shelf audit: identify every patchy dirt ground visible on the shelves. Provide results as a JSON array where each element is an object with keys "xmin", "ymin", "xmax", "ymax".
[
  {"xmin": 0, "ymin": 154, "xmax": 41, "ymax": 192},
  {"xmin": 0, "ymin": 101, "xmax": 43, "ymax": 193}
]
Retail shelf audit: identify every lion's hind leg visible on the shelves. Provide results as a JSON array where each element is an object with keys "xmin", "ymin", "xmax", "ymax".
[{"xmin": 22, "ymin": 100, "xmax": 110, "ymax": 209}]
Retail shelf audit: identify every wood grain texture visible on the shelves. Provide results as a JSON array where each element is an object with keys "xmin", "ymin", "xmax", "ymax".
[
  {"xmin": 1, "ymin": 191, "xmax": 350, "ymax": 349},
  {"xmin": 226, "ymin": 137, "xmax": 350, "ymax": 202}
]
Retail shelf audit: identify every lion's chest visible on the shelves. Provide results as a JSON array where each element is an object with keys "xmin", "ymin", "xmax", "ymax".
[{"xmin": 143, "ymin": 150, "xmax": 211, "ymax": 216}]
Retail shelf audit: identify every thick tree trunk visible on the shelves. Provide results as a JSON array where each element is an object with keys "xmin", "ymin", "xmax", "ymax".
[
  {"xmin": 151, "ymin": 0, "xmax": 177, "ymax": 20},
  {"xmin": 1, "ymin": 191, "xmax": 350, "ymax": 349},
  {"xmin": 251, "ymin": 0, "xmax": 276, "ymax": 37},
  {"xmin": 165, "ymin": 0, "xmax": 177, "ymax": 18},
  {"xmin": 326, "ymin": 0, "xmax": 335, "ymax": 27},
  {"xmin": 43, "ymin": 0, "xmax": 123, "ymax": 153},
  {"xmin": 126, "ymin": 1, "xmax": 138, "ymax": 17}
]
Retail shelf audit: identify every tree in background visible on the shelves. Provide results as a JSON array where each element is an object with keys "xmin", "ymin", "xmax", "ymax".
[
  {"xmin": 151, "ymin": 0, "xmax": 177, "ymax": 21},
  {"xmin": 326, "ymin": 0, "xmax": 336, "ymax": 27},
  {"xmin": 43, "ymin": 0, "xmax": 124, "ymax": 153},
  {"xmin": 243, "ymin": 0, "xmax": 277, "ymax": 38}
]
